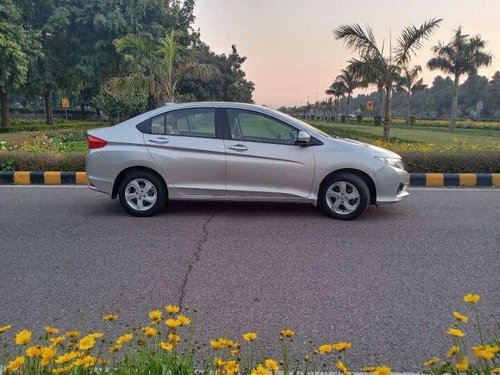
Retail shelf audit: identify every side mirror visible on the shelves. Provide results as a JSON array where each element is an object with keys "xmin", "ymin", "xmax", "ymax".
[{"xmin": 295, "ymin": 130, "xmax": 311, "ymax": 146}]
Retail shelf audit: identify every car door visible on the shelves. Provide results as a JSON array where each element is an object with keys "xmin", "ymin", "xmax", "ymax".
[
  {"xmin": 144, "ymin": 107, "xmax": 226, "ymax": 196},
  {"xmin": 223, "ymin": 108, "xmax": 315, "ymax": 198}
]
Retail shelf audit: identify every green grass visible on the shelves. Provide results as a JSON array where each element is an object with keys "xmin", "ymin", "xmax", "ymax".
[{"xmin": 308, "ymin": 119, "xmax": 500, "ymax": 147}]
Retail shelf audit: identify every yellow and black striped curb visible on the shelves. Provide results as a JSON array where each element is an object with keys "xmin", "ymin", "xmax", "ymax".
[
  {"xmin": 410, "ymin": 173, "xmax": 499, "ymax": 187},
  {"xmin": 0, "ymin": 171, "xmax": 499, "ymax": 187},
  {"xmin": 0, "ymin": 171, "xmax": 88, "ymax": 185}
]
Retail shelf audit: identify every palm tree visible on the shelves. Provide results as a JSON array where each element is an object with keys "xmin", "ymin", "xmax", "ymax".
[
  {"xmin": 334, "ymin": 69, "xmax": 365, "ymax": 117},
  {"xmin": 325, "ymin": 81, "xmax": 346, "ymax": 120},
  {"xmin": 427, "ymin": 27, "xmax": 492, "ymax": 129},
  {"xmin": 334, "ymin": 19, "xmax": 442, "ymax": 140},
  {"xmin": 397, "ymin": 65, "xmax": 426, "ymax": 126},
  {"xmin": 107, "ymin": 31, "xmax": 220, "ymax": 107}
]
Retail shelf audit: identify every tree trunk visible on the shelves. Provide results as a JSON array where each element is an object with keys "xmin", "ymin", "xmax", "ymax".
[
  {"xmin": 383, "ymin": 86, "xmax": 392, "ymax": 141},
  {"xmin": 0, "ymin": 88, "xmax": 11, "ymax": 129},
  {"xmin": 347, "ymin": 95, "xmax": 351, "ymax": 116},
  {"xmin": 81, "ymin": 104, "xmax": 85, "ymax": 120},
  {"xmin": 406, "ymin": 92, "xmax": 411, "ymax": 127},
  {"xmin": 44, "ymin": 89, "xmax": 53, "ymax": 125},
  {"xmin": 450, "ymin": 74, "xmax": 459, "ymax": 130}
]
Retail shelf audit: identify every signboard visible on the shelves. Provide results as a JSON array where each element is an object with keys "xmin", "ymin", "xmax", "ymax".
[
  {"xmin": 61, "ymin": 98, "xmax": 70, "ymax": 109},
  {"xmin": 366, "ymin": 101, "xmax": 374, "ymax": 110}
]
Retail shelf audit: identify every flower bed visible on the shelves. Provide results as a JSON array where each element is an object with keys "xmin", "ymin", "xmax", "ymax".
[{"xmin": 0, "ymin": 294, "xmax": 498, "ymax": 375}]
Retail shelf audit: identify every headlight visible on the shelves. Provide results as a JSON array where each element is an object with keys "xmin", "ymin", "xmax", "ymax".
[{"xmin": 375, "ymin": 156, "xmax": 405, "ymax": 170}]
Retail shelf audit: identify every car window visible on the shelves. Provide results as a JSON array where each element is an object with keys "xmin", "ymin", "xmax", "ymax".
[
  {"xmin": 166, "ymin": 108, "xmax": 216, "ymax": 138},
  {"xmin": 227, "ymin": 109, "xmax": 298, "ymax": 145},
  {"xmin": 151, "ymin": 115, "xmax": 166, "ymax": 134}
]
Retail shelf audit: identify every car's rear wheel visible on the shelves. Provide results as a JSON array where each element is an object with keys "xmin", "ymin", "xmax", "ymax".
[
  {"xmin": 318, "ymin": 173, "xmax": 370, "ymax": 220},
  {"xmin": 118, "ymin": 171, "xmax": 167, "ymax": 217}
]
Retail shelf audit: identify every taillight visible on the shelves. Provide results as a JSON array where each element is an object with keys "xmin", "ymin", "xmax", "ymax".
[{"xmin": 87, "ymin": 135, "xmax": 107, "ymax": 149}]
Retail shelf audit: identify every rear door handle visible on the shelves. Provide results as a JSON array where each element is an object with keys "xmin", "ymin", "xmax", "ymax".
[
  {"xmin": 227, "ymin": 144, "xmax": 248, "ymax": 152},
  {"xmin": 149, "ymin": 137, "xmax": 169, "ymax": 145}
]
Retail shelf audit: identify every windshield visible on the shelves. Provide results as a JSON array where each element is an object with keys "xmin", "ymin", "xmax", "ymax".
[{"xmin": 276, "ymin": 111, "xmax": 336, "ymax": 139}]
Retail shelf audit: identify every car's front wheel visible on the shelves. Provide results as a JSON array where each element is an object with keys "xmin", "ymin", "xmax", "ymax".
[
  {"xmin": 118, "ymin": 171, "xmax": 167, "ymax": 217},
  {"xmin": 318, "ymin": 173, "xmax": 370, "ymax": 220}
]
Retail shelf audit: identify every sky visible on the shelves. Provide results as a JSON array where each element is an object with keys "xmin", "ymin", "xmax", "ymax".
[{"xmin": 193, "ymin": 0, "xmax": 500, "ymax": 107}]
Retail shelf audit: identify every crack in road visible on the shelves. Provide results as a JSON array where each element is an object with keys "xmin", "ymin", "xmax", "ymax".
[{"xmin": 178, "ymin": 212, "xmax": 215, "ymax": 307}]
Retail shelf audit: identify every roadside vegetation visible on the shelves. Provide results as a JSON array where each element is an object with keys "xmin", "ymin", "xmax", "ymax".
[{"xmin": 0, "ymin": 294, "xmax": 498, "ymax": 375}]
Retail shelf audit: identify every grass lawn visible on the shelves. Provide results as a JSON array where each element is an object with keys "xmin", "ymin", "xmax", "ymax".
[{"xmin": 308, "ymin": 120, "xmax": 500, "ymax": 149}]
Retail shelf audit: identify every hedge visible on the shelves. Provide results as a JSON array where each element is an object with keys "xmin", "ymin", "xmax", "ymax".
[{"xmin": 1, "ymin": 151, "xmax": 499, "ymax": 173}]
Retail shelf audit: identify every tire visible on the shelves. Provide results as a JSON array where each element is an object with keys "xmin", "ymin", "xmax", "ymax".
[
  {"xmin": 118, "ymin": 171, "xmax": 167, "ymax": 217},
  {"xmin": 318, "ymin": 172, "xmax": 370, "ymax": 220}
]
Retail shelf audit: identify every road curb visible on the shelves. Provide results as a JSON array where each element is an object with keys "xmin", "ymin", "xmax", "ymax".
[{"xmin": 0, "ymin": 171, "xmax": 498, "ymax": 187}]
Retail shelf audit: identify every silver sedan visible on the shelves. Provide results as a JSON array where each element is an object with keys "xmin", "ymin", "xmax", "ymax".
[{"xmin": 86, "ymin": 102, "xmax": 409, "ymax": 220}]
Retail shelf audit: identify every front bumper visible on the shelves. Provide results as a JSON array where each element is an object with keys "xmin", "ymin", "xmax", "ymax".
[{"xmin": 375, "ymin": 166, "xmax": 410, "ymax": 204}]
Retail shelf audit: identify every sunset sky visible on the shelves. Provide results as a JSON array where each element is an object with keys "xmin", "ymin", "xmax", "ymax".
[{"xmin": 194, "ymin": 0, "xmax": 500, "ymax": 107}]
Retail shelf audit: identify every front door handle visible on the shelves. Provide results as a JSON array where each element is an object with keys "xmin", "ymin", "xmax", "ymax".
[
  {"xmin": 227, "ymin": 144, "xmax": 248, "ymax": 152},
  {"xmin": 149, "ymin": 137, "xmax": 169, "ymax": 145}
]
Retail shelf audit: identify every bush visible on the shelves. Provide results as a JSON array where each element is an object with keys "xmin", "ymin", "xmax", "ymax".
[
  {"xmin": 0, "ymin": 294, "xmax": 498, "ymax": 375},
  {"xmin": 0, "ymin": 152, "xmax": 86, "ymax": 171},
  {"xmin": 0, "ymin": 120, "xmax": 107, "ymax": 133},
  {"xmin": 401, "ymin": 152, "xmax": 500, "ymax": 173},
  {"xmin": 94, "ymin": 90, "xmax": 148, "ymax": 124}
]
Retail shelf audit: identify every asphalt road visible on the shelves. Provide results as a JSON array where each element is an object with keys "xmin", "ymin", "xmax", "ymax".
[{"xmin": 0, "ymin": 187, "xmax": 499, "ymax": 370}]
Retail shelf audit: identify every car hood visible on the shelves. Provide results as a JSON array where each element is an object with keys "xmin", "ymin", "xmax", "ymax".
[{"xmin": 330, "ymin": 137, "xmax": 402, "ymax": 159}]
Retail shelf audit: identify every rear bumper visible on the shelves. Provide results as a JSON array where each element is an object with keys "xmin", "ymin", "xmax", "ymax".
[{"xmin": 86, "ymin": 151, "xmax": 116, "ymax": 196}]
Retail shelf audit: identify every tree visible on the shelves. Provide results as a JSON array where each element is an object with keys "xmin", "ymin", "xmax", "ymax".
[
  {"xmin": 427, "ymin": 27, "xmax": 492, "ymax": 129},
  {"xmin": 325, "ymin": 81, "xmax": 346, "ymax": 120},
  {"xmin": 486, "ymin": 71, "xmax": 500, "ymax": 117},
  {"xmin": 107, "ymin": 31, "xmax": 220, "ymax": 107},
  {"xmin": 0, "ymin": 0, "xmax": 37, "ymax": 128},
  {"xmin": 334, "ymin": 18, "xmax": 441, "ymax": 140},
  {"xmin": 334, "ymin": 69, "xmax": 364, "ymax": 116},
  {"xmin": 397, "ymin": 65, "xmax": 426, "ymax": 125}
]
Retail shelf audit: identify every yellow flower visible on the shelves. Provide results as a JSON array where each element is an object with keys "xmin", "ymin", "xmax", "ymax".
[
  {"xmin": 251, "ymin": 364, "xmax": 270, "ymax": 375},
  {"xmin": 446, "ymin": 328, "xmax": 465, "ymax": 337},
  {"xmin": 103, "ymin": 314, "xmax": 119, "ymax": 321},
  {"xmin": 116, "ymin": 333, "xmax": 133, "ymax": 345},
  {"xmin": 453, "ymin": 312, "xmax": 469, "ymax": 323},
  {"xmin": 65, "ymin": 331, "xmax": 80, "ymax": 339},
  {"xmin": 373, "ymin": 366, "xmax": 391, "ymax": 375},
  {"xmin": 243, "ymin": 332, "xmax": 257, "ymax": 341},
  {"xmin": 0, "ymin": 324, "xmax": 13, "ymax": 334},
  {"xmin": 166, "ymin": 304, "xmax": 180, "ymax": 314},
  {"xmin": 225, "ymin": 360, "xmax": 240, "ymax": 375},
  {"xmin": 52, "ymin": 365, "xmax": 73, "ymax": 374},
  {"xmin": 45, "ymin": 326, "xmax": 60, "ymax": 335},
  {"xmin": 14, "ymin": 330, "xmax": 32, "ymax": 345},
  {"xmin": 318, "ymin": 343, "xmax": 334, "ymax": 354},
  {"xmin": 231, "ymin": 349, "xmax": 239, "ymax": 356},
  {"xmin": 50, "ymin": 335, "xmax": 66, "ymax": 346},
  {"xmin": 55, "ymin": 351, "xmax": 79, "ymax": 364},
  {"xmin": 176, "ymin": 314, "xmax": 191, "ymax": 326},
  {"xmin": 74, "ymin": 355, "xmax": 96, "ymax": 367},
  {"xmin": 142, "ymin": 326, "xmax": 158, "ymax": 338},
  {"xmin": 472, "ymin": 345, "xmax": 496, "ymax": 361},
  {"xmin": 226, "ymin": 339, "xmax": 239, "ymax": 348},
  {"xmin": 88, "ymin": 332, "xmax": 103, "ymax": 339},
  {"xmin": 210, "ymin": 338, "xmax": 226, "ymax": 350},
  {"xmin": 336, "ymin": 359, "xmax": 350, "ymax": 375},
  {"xmin": 264, "ymin": 358, "xmax": 279, "ymax": 372},
  {"xmin": 77, "ymin": 335, "xmax": 96, "ymax": 350},
  {"xmin": 463, "ymin": 294, "xmax": 480, "ymax": 304},
  {"xmin": 455, "ymin": 355, "xmax": 469, "ymax": 371},
  {"xmin": 168, "ymin": 333, "xmax": 181, "ymax": 343},
  {"xmin": 109, "ymin": 344, "xmax": 122, "ymax": 353},
  {"xmin": 159, "ymin": 341, "xmax": 174, "ymax": 352},
  {"xmin": 423, "ymin": 357, "xmax": 440, "ymax": 366},
  {"xmin": 492, "ymin": 367, "xmax": 500, "ymax": 374},
  {"xmin": 361, "ymin": 367, "xmax": 377, "ymax": 372},
  {"xmin": 280, "ymin": 329, "xmax": 295, "ymax": 338},
  {"xmin": 40, "ymin": 346, "xmax": 57, "ymax": 366},
  {"xmin": 166, "ymin": 318, "xmax": 181, "ymax": 329},
  {"xmin": 446, "ymin": 345, "xmax": 460, "ymax": 358},
  {"xmin": 149, "ymin": 310, "xmax": 163, "ymax": 323},
  {"xmin": 26, "ymin": 346, "xmax": 41, "ymax": 357},
  {"xmin": 214, "ymin": 357, "xmax": 225, "ymax": 367},
  {"xmin": 333, "ymin": 342, "xmax": 352, "ymax": 352},
  {"xmin": 5, "ymin": 356, "xmax": 25, "ymax": 372}
]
